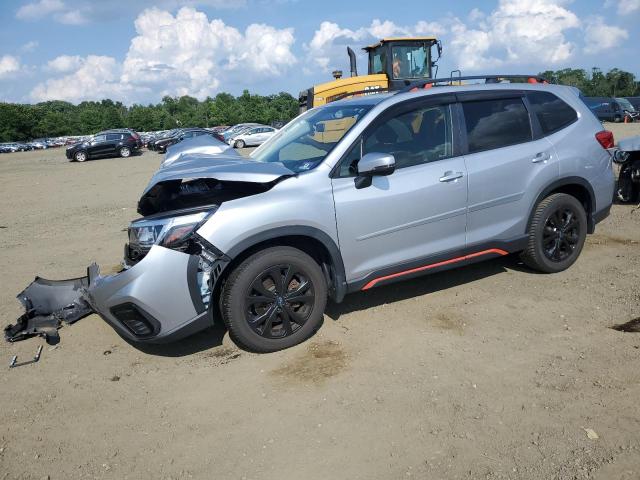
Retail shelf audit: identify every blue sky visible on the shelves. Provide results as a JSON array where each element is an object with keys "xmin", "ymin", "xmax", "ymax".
[{"xmin": 0, "ymin": 0, "xmax": 638, "ymax": 104}]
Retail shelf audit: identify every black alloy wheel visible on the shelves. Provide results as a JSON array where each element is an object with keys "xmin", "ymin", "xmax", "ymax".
[
  {"xmin": 245, "ymin": 265, "xmax": 314, "ymax": 339},
  {"xmin": 542, "ymin": 207, "xmax": 581, "ymax": 262},
  {"xmin": 222, "ymin": 246, "xmax": 327, "ymax": 352},
  {"xmin": 521, "ymin": 193, "xmax": 587, "ymax": 273}
]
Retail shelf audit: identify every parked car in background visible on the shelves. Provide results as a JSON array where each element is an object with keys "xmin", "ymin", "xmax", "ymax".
[
  {"xmin": 29, "ymin": 140, "xmax": 48, "ymax": 149},
  {"xmin": 65, "ymin": 130, "xmax": 141, "ymax": 162},
  {"xmin": 229, "ymin": 126, "xmax": 277, "ymax": 148},
  {"xmin": 150, "ymin": 128, "xmax": 212, "ymax": 153},
  {"xmin": 582, "ymin": 96, "xmax": 626, "ymax": 122},
  {"xmin": 624, "ymin": 97, "xmax": 640, "ymax": 111},
  {"xmin": 221, "ymin": 123, "xmax": 262, "ymax": 142},
  {"xmin": 0, "ymin": 144, "xmax": 18, "ymax": 153},
  {"xmin": 614, "ymin": 97, "xmax": 639, "ymax": 122}
]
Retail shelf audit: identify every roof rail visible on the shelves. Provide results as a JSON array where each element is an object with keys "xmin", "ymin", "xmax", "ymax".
[{"xmin": 400, "ymin": 74, "xmax": 550, "ymax": 93}]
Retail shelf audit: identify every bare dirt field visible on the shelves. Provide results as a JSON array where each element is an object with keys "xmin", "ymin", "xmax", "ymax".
[{"xmin": 1, "ymin": 123, "xmax": 640, "ymax": 480}]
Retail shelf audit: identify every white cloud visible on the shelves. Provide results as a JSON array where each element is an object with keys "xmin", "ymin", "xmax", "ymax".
[
  {"xmin": 30, "ymin": 6, "xmax": 296, "ymax": 103},
  {"xmin": 55, "ymin": 10, "xmax": 90, "ymax": 25},
  {"xmin": 121, "ymin": 7, "xmax": 295, "ymax": 99},
  {"xmin": 46, "ymin": 55, "xmax": 84, "ymax": 72},
  {"xmin": 16, "ymin": 0, "xmax": 91, "ymax": 24},
  {"xmin": 605, "ymin": 0, "xmax": 640, "ymax": 14},
  {"xmin": 449, "ymin": 0, "xmax": 580, "ymax": 70},
  {"xmin": 16, "ymin": 0, "xmax": 65, "ymax": 20},
  {"xmin": 583, "ymin": 16, "xmax": 629, "ymax": 54},
  {"xmin": 20, "ymin": 41, "xmax": 39, "ymax": 53},
  {"xmin": 0, "ymin": 55, "xmax": 22, "ymax": 78},
  {"xmin": 31, "ymin": 55, "xmax": 140, "ymax": 102}
]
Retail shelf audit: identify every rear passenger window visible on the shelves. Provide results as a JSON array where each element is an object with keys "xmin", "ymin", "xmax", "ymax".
[
  {"xmin": 462, "ymin": 98, "xmax": 532, "ymax": 153},
  {"xmin": 527, "ymin": 91, "xmax": 577, "ymax": 135}
]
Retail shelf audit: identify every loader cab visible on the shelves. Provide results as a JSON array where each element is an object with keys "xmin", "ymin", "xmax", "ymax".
[{"xmin": 365, "ymin": 38, "xmax": 441, "ymax": 90}]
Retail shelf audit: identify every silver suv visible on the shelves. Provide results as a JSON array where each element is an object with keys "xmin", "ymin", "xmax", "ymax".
[{"xmin": 81, "ymin": 82, "xmax": 614, "ymax": 352}]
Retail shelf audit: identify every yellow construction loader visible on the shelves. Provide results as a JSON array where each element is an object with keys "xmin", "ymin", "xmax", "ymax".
[{"xmin": 299, "ymin": 37, "xmax": 442, "ymax": 111}]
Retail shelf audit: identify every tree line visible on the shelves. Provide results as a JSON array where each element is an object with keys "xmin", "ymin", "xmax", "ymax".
[
  {"xmin": 0, "ymin": 90, "xmax": 299, "ymax": 142},
  {"xmin": 539, "ymin": 67, "xmax": 639, "ymax": 97},
  {"xmin": 1, "ymin": 67, "xmax": 639, "ymax": 142}
]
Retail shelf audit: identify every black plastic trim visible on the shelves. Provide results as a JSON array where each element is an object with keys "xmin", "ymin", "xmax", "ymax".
[
  {"xmin": 348, "ymin": 236, "xmax": 528, "ymax": 292},
  {"xmin": 109, "ymin": 303, "xmax": 161, "ymax": 339},
  {"xmin": 593, "ymin": 204, "xmax": 611, "ymax": 225},
  {"xmin": 224, "ymin": 226, "xmax": 347, "ymax": 303},
  {"xmin": 187, "ymin": 255, "xmax": 206, "ymax": 315}
]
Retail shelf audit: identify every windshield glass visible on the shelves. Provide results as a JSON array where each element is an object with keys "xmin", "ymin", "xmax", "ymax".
[
  {"xmin": 616, "ymin": 98, "xmax": 635, "ymax": 112},
  {"xmin": 250, "ymin": 104, "xmax": 373, "ymax": 173},
  {"xmin": 391, "ymin": 44, "xmax": 430, "ymax": 79}
]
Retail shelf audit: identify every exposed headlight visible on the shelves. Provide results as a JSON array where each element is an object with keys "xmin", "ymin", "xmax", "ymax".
[{"xmin": 128, "ymin": 209, "xmax": 215, "ymax": 250}]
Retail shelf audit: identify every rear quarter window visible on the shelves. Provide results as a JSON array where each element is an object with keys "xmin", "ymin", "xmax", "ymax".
[
  {"xmin": 527, "ymin": 92, "xmax": 577, "ymax": 135},
  {"xmin": 462, "ymin": 97, "xmax": 532, "ymax": 153}
]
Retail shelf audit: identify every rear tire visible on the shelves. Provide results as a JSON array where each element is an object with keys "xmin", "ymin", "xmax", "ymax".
[
  {"xmin": 521, "ymin": 193, "xmax": 587, "ymax": 273},
  {"xmin": 74, "ymin": 151, "xmax": 87, "ymax": 162},
  {"xmin": 221, "ymin": 246, "xmax": 327, "ymax": 353},
  {"xmin": 119, "ymin": 146, "xmax": 131, "ymax": 158}
]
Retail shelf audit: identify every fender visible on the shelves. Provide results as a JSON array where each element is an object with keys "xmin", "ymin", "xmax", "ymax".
[
  {"xmin": 224, "ymin": 226, "xmax": 348, "ymax": 303},
  {"xmin": 526, "ymin": 176, "xmax": 597, "ymax": 234}
]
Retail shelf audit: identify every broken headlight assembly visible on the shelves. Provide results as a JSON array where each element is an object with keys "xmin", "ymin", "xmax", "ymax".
[{"xmin": 125, "ymin": 208, "xmax": 217, "ymax": 266}]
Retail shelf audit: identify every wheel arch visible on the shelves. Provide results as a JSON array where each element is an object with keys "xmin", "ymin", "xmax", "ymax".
[
  {"xmin": 219, "ymin": 227, "xmax": 347, "ymax": 303},
  {"xmin": 527, "ymin": 177, "xmax": 597, "ymax": 234}
]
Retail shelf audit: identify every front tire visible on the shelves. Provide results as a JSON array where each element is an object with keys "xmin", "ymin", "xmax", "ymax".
[
  {"xmin": 221, "ymin": 247, "xmax": 327, "ymax": 353},
  {"xmin": 119, "ymin": 146, "xmax": 131, "ymax": 158},
  {"xmin": 234, "ymin": 140, "xmax": 245, "ymax": 149},
  {"xmin": 74, "ymin": 151, "xmax": 87, "ymax": 162},
  {"xmin": 521, "ymin": 193, "xmax": 587, "ymax": 273}
]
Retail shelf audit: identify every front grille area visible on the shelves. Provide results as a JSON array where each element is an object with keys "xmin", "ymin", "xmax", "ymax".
[{"xmin": 110, "ymin": 303, "xmax": 160, "ymax": 338}]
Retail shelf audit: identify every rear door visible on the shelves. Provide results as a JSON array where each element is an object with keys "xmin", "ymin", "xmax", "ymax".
[
  {"xmin": 332, "ymin": 95, "xmax": 468, "ymax": 284},
  {"xmin": 105, "ymin": 133, "xmax": 122, "ymax": 154},
  {"xmin": 88, "ymin": 134, "xmax": 108, "ymax": 156},
  {"xmin": 459, "ymin": 91, "xmax": 559, "ymax": 246}
]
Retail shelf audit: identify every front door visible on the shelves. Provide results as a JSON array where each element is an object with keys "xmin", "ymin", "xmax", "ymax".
[{"xmin": 331, "ymin": 97, "xmax": 468, "ymax": 284}]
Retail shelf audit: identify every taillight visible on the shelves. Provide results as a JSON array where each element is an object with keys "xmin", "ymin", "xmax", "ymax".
[{"xmin": 595, "ymin": 130, "xmax": 614, "ymax": 149}]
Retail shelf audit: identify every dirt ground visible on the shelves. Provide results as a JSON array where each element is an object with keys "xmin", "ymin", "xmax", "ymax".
[{"xmin": 1, "ymin": 123, "xmax": 640, "ymax": 480}]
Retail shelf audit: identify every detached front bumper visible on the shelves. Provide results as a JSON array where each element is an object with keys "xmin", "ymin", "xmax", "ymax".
[
  {"xmin": 6, "ymin": 245, "xmax": 225, "ymax": 345},
  {"xmin": 86, "ymin": 246, "xmax": 215, "ymax": 343}
]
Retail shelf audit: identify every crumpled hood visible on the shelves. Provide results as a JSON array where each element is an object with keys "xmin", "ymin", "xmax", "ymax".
[
  {"xmin": 143, "ymin": 154, "xmax": 295, "ymax": 195},
  {"xmin": 137, "ymin": 153, "xmax": 295, "ymax": 216},
  {"xmin": 162, "ymin": 135, "xmax": 238, "ymax": 168}
]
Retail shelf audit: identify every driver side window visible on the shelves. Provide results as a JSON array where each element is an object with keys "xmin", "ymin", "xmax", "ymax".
[{"xmin": 337, "ymin": 103, "xmax": 454, "ymax": 177}]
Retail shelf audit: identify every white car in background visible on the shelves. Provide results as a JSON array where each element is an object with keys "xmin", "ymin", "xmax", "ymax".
[{"xmin": 229, "ymin": 126, "xmax": 277, "ymax": 148}]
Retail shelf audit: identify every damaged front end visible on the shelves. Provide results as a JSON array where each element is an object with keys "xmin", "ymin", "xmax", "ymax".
[{"xmin": 6, "ymin": 155, "xmax": 295, "ymax": 345}]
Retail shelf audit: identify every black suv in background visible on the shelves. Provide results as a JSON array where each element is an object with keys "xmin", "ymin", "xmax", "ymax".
[
  {"xmin": 66, "ymin": 129, "xmax": 141, "ymax": 162},
  {"xmin": 148, "ymin": 128, "xmax": 211, "ymax": 153}
]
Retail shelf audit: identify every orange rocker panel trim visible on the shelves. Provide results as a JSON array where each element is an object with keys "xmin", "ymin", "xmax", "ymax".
[{"xmin": 361, "ymin": 249, "xmax": 509, "ymax": 290}]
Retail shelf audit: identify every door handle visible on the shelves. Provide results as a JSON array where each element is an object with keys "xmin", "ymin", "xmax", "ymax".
[
  {"xmin": 532, "ymin": 152, "xmax": 551, "ymax": 163},
  {"xmin": 439, "ymin": 171, "xmax": 464, "ymax": 182}
]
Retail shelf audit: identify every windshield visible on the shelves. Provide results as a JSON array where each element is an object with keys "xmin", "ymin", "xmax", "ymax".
[
  {"xmin": 250, "ymin": 104, "xmax": 373, "ymax": 173},
  {"xmin": 391, "ymin": 44, "xmax": 430, "ymax": 79},
  {"xmin": 616, "ymin": 98, "xmax": 635, "ymax": 112}
]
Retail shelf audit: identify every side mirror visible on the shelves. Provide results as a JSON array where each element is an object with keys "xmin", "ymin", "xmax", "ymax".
[
  {"xmin": 315, "ymin": 123, "xmax": 326, "ymax": 133},
  {"xmin": 355, "ymin": 152, "xmax": 396, "ymax": 189}
]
